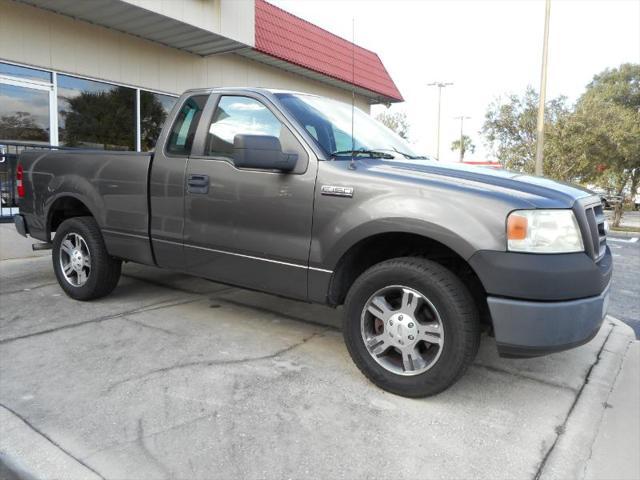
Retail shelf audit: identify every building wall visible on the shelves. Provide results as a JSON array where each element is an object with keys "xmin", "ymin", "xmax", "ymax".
[
  {"xmin": 123, "ymin": 0, "xmax": 255, "ymax": 46},
  {"xmin": 0, "ymin": 0, "xmax": 370, "ymax": 111}
]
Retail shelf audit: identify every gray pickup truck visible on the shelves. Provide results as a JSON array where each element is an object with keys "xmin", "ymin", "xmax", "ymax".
[{"xmin": 14, "ymin": 88, "xmax": 612, "ymax": 397}]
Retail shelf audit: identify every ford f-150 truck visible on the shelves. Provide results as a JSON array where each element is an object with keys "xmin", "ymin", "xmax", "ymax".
[{"xmin": 14, "ymin": 88, "xmax": 612, "ymax": 397}]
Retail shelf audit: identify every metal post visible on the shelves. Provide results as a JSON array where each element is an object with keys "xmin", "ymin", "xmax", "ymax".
[
  {"xmin": 428, "ymin": 82, "xmax": 453, "ymax": 161},
  {"xmin": 50, "ymin": 72, "xmax": 59, "ymax": 147},
  {"xmin": 436, "ymin": 88, "xmax": 442, "ymax": 161},
  {"xmin": 135, "ymin": 89, "xmax": 142, "ymax": 152},
  {"xmin": 535, "ymin": 0, "xmax": 551, "ymax": 176}
]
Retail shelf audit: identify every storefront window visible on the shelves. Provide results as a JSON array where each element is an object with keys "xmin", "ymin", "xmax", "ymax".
[
  {"xmin": 0, "ymin": 83, "xmax": 50, "ymax": 143},
  {"xmin": 1, "ymin": 63, "xmax": 177, "ymax": 152},
  {"xmin": 0, "ymin": 62, "xmax": 51, "ymax": 83},
  {"xmin": 140, "ymin": 91, "xmax": 178, "ymax": 151},
  {"xmin": 57, "ymin": 75, "xmax": 135, "ymax": 150}
]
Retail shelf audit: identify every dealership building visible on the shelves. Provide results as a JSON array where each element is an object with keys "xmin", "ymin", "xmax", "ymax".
[
  {"xmin": 0, "ymin": 0, "xmax": 402, "ymax": 216},
  {"xmin": 0, "ymin": 0, "xmax": 402, "ymax": 149}
]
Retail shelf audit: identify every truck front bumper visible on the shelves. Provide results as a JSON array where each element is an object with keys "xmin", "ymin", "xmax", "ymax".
[
  {"xmin": 470, "ymin": 247, "xmax": 612, "ymax": 358},
  {"xmin": 488, "ymin": 283, "xmax": 610, "ymax": 357}
]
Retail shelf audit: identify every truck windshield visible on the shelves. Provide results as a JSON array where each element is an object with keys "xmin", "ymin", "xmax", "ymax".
[{"xmin": 275, "ymin": 93, "xmax": 420, "ymax": 160}]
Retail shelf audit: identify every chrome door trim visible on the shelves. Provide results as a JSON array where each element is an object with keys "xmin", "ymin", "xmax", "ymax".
[
  {"xmin": 102, "ymin": 229, "xmax": 149, "ymax": 240},
  {"xmin": 156, "ymin": 238, "xmax": 333, "ymax": 273}
]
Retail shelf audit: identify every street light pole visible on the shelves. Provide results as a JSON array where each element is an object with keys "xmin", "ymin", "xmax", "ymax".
[
  {"xmin": 535, "ymin": 0, "xmax": 551, "ymax": 176},
  {"xmin": 454, "ymin": 115, "xmax": 471, "ymax": 162},
  {"xmin": 428, "ymin": 81, "xmax": 453, "ymax": 161}
]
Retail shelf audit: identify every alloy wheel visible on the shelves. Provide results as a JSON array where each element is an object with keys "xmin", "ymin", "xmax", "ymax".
[
  {"xmin": 361, "ymin": 285, "xmax": 444, "ymax": 376},
  {"xmin": 59, "ymin": 232, "xmax": 91, "ymax": 287}
]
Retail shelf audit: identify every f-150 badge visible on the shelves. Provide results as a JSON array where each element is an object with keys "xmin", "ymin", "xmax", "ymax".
[{"xmin": 321, "ymin": 185, "xmax": 354, "ymax": 197}]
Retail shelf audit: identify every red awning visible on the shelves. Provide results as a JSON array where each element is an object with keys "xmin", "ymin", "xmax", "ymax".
[{"xmin": 253, "ymin": 0, "xmax": 403, "ymax": 103}]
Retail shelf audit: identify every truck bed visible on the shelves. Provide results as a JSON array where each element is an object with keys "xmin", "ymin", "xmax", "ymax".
[{"xmin": 18, "ymin": 149, "xmax": 154, "ymax": 265}]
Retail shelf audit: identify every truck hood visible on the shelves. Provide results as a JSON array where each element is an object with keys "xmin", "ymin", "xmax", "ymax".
[{"xmin": 357, "ymin": 159, "xmax": 594, "ymax": 208}]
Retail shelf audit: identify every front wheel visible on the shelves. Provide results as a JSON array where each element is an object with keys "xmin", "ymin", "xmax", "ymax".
[
  {"xmin": 343, "ymin": 257, "xmax": 480, "ymax": 397},
  {"xmin": 52, "ymin": 216, "xmax": 122, "ymax": 301}
]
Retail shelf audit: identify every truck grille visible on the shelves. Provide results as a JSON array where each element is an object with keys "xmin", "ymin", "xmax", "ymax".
[{"xmin": 584, "ymin": 203, "xmax": 607, "ymax": 260}]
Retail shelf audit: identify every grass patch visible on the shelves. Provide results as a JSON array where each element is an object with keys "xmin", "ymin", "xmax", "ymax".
[{"xmin": 611, "ymin": 226, "xmax": 640, "ymax": 233}]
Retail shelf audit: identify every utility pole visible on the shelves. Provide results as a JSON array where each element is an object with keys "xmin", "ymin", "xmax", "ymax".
[
  {"xmin": 454, "ymin": 115, "xmax": 471, "ymax": 162},
  {"xmin": 428, "ymin": 81, "xmax": 453, "ymax": 161},
  {"xmin": 535, "ymin": 0, "xmax": 551, "ymax": 176}
]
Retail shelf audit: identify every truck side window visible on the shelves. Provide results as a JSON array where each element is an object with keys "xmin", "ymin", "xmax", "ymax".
[
  {"xmin": 206, "ymin": 96, "xmax": 282, "ymax": 159},
  {"xmin": 166, "ymin": 95, "xmax": 208, "ymax": 155}
]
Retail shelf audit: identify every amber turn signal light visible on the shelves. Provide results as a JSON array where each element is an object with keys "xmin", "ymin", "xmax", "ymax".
[{"xmin": 507, "ymin": 214, "xmax": 528, "ymax": 240}]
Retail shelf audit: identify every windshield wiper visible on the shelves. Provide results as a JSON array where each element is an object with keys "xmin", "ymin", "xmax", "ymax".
[
  {"xmin": 330, "ymin": 149, "xmax": 395, "ymax": 159},
  {"xmin": 358, "ymin": 147, "xmax": 429, "ymax": 160},
  {"xmin": 389, "ymin": 148, "xmax": 429, "ymax": 160}
]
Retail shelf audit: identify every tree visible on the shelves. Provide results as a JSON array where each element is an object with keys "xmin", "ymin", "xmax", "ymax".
[
  {"xmin": 573, "ymin": 64, "xmax": 640, "ymax": 226},
  {"xmin": 140, "ymin": 91, "xmax": 170, "ymax": 151},
  {"xmin": 450, "ymin": 134, "xmax": 475, "ymax": 161},
  {"xmin": 60, "ymin": 87, "xmax": 168, "ymax": 151},
  {"xmin": 60, "ymin": 87, "xmax": 135, "ymax": 150},
  {"xmin": 0, "ymin": 112, "xmax": 48, "ymax": 142},
  {"xmin": 481, "ymin": 86, "xmax": 577, "ymax": 177},
  {"xmin": 481, "ymin": 64, "xmax": 640, "ymax": 227},
  {"xmin": 376, "ymin": 110, "xmax": 409, "ymax": 139}
]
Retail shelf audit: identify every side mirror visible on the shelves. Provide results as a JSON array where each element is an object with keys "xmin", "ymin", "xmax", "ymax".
[{"xmin": 233, "ymin": 134, "xmax": 298, "ymax": 172}]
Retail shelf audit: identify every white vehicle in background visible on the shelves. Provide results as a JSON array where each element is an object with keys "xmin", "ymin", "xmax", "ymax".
[
  {"xmin": 586, "ymin": 185, "xmax": 623, "ymax": 210},
  {"xmin": 602, "ymin": 194, "xmax": 624, "ymax": 210}
]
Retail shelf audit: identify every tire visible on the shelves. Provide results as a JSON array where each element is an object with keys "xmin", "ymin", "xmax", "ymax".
[
  {"xmin": 52, "ymin": 216, "xmax": 121, "ymax": 301},
  {"xmin": 343, "ymin": 257, "xmax": 480, "ymax": 397}
]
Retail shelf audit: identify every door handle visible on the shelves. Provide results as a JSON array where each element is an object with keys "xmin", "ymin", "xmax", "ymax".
[{"xmin": 187, "ymin": 174, "xmax": 209, "ymax": 194}]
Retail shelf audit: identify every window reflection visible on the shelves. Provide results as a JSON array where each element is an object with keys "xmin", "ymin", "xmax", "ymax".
[
  {"xmin": 140, "ymin": 91, "xmax": 177, "ymax": 151},
  {"xmin": 277, "ymin": 93, "xmax": 418, "ymax": 158},
  {"xmin": 0, "ymin": 62, "xmax": 51, "ymax": 83},
  {"xmin": 0, "ymin": 83, "xmax": 50, "ymax": 142},
  {"xmin": 207, "ymin": 96, "xmax": 281, "ymax": 158},
  {"xmin": 166, "ymin": 95, "xmax": 208, "ymax": 156},
  {"xmin": 57, "ymin": 75, "xmax": 135, "ymax": 150}
]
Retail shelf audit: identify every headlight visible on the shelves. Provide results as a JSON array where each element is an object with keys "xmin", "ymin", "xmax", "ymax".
[{"xmin": 507, "ymin": 210, "xmax": 584, "ymax": 253}]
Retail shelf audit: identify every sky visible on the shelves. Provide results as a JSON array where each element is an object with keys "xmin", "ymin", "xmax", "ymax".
[{"xmin": 269, "ymin": 0, "xmax": 640, "ymax": 162}]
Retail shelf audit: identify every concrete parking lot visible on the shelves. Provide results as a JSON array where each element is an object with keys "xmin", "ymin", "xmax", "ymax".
[{"xmin": 0, "ymin": 226, "xmax": 638, "ymax": 480}]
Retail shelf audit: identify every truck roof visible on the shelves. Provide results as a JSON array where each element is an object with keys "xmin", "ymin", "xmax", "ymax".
[{"xmin": 182, "ymin": 86, "xmax": 320, "ymax": 99}]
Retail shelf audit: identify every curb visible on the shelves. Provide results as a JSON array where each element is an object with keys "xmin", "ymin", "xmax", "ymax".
[{"xmin": 537, "ymin": 317, "xmax": 637, "ymax": 480}]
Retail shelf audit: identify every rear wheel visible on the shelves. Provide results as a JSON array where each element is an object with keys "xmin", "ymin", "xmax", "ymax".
[
  {"xmin": 343, "ymin": 257, "xmax": 480, "ymax": 397},
  {"xmin": 52, "ymin": 216, "xmax": 121, "ymax": 301}
]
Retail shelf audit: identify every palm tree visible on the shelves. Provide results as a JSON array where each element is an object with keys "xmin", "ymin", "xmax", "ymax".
[{"xmin": 451, "ymin": 135, "xmax": 475, "ymax": 161}]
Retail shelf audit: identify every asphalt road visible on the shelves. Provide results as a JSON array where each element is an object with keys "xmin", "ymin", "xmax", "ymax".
[{"xmin": 608, "ymin": 234, "xmax": 640, "ymax": 337}]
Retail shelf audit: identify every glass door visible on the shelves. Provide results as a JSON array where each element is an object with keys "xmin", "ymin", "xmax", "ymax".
[{"xmin": 0, "ymin": 71, "xmax": 55, "ymax": 218}]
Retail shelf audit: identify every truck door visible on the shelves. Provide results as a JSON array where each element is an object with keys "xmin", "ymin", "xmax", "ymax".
[
  {"xmin": 149, "ymin": 93, "xmax": 209, "ymax": 270},
  {"xmin": 184, "ymin": 93, "xmax": 317, "ymax": 300}
]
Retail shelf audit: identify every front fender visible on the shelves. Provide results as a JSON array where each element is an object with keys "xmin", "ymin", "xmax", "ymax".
[{"xmin": 310, "ymin": 193, "xmax": 508, "ymax": 270}]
